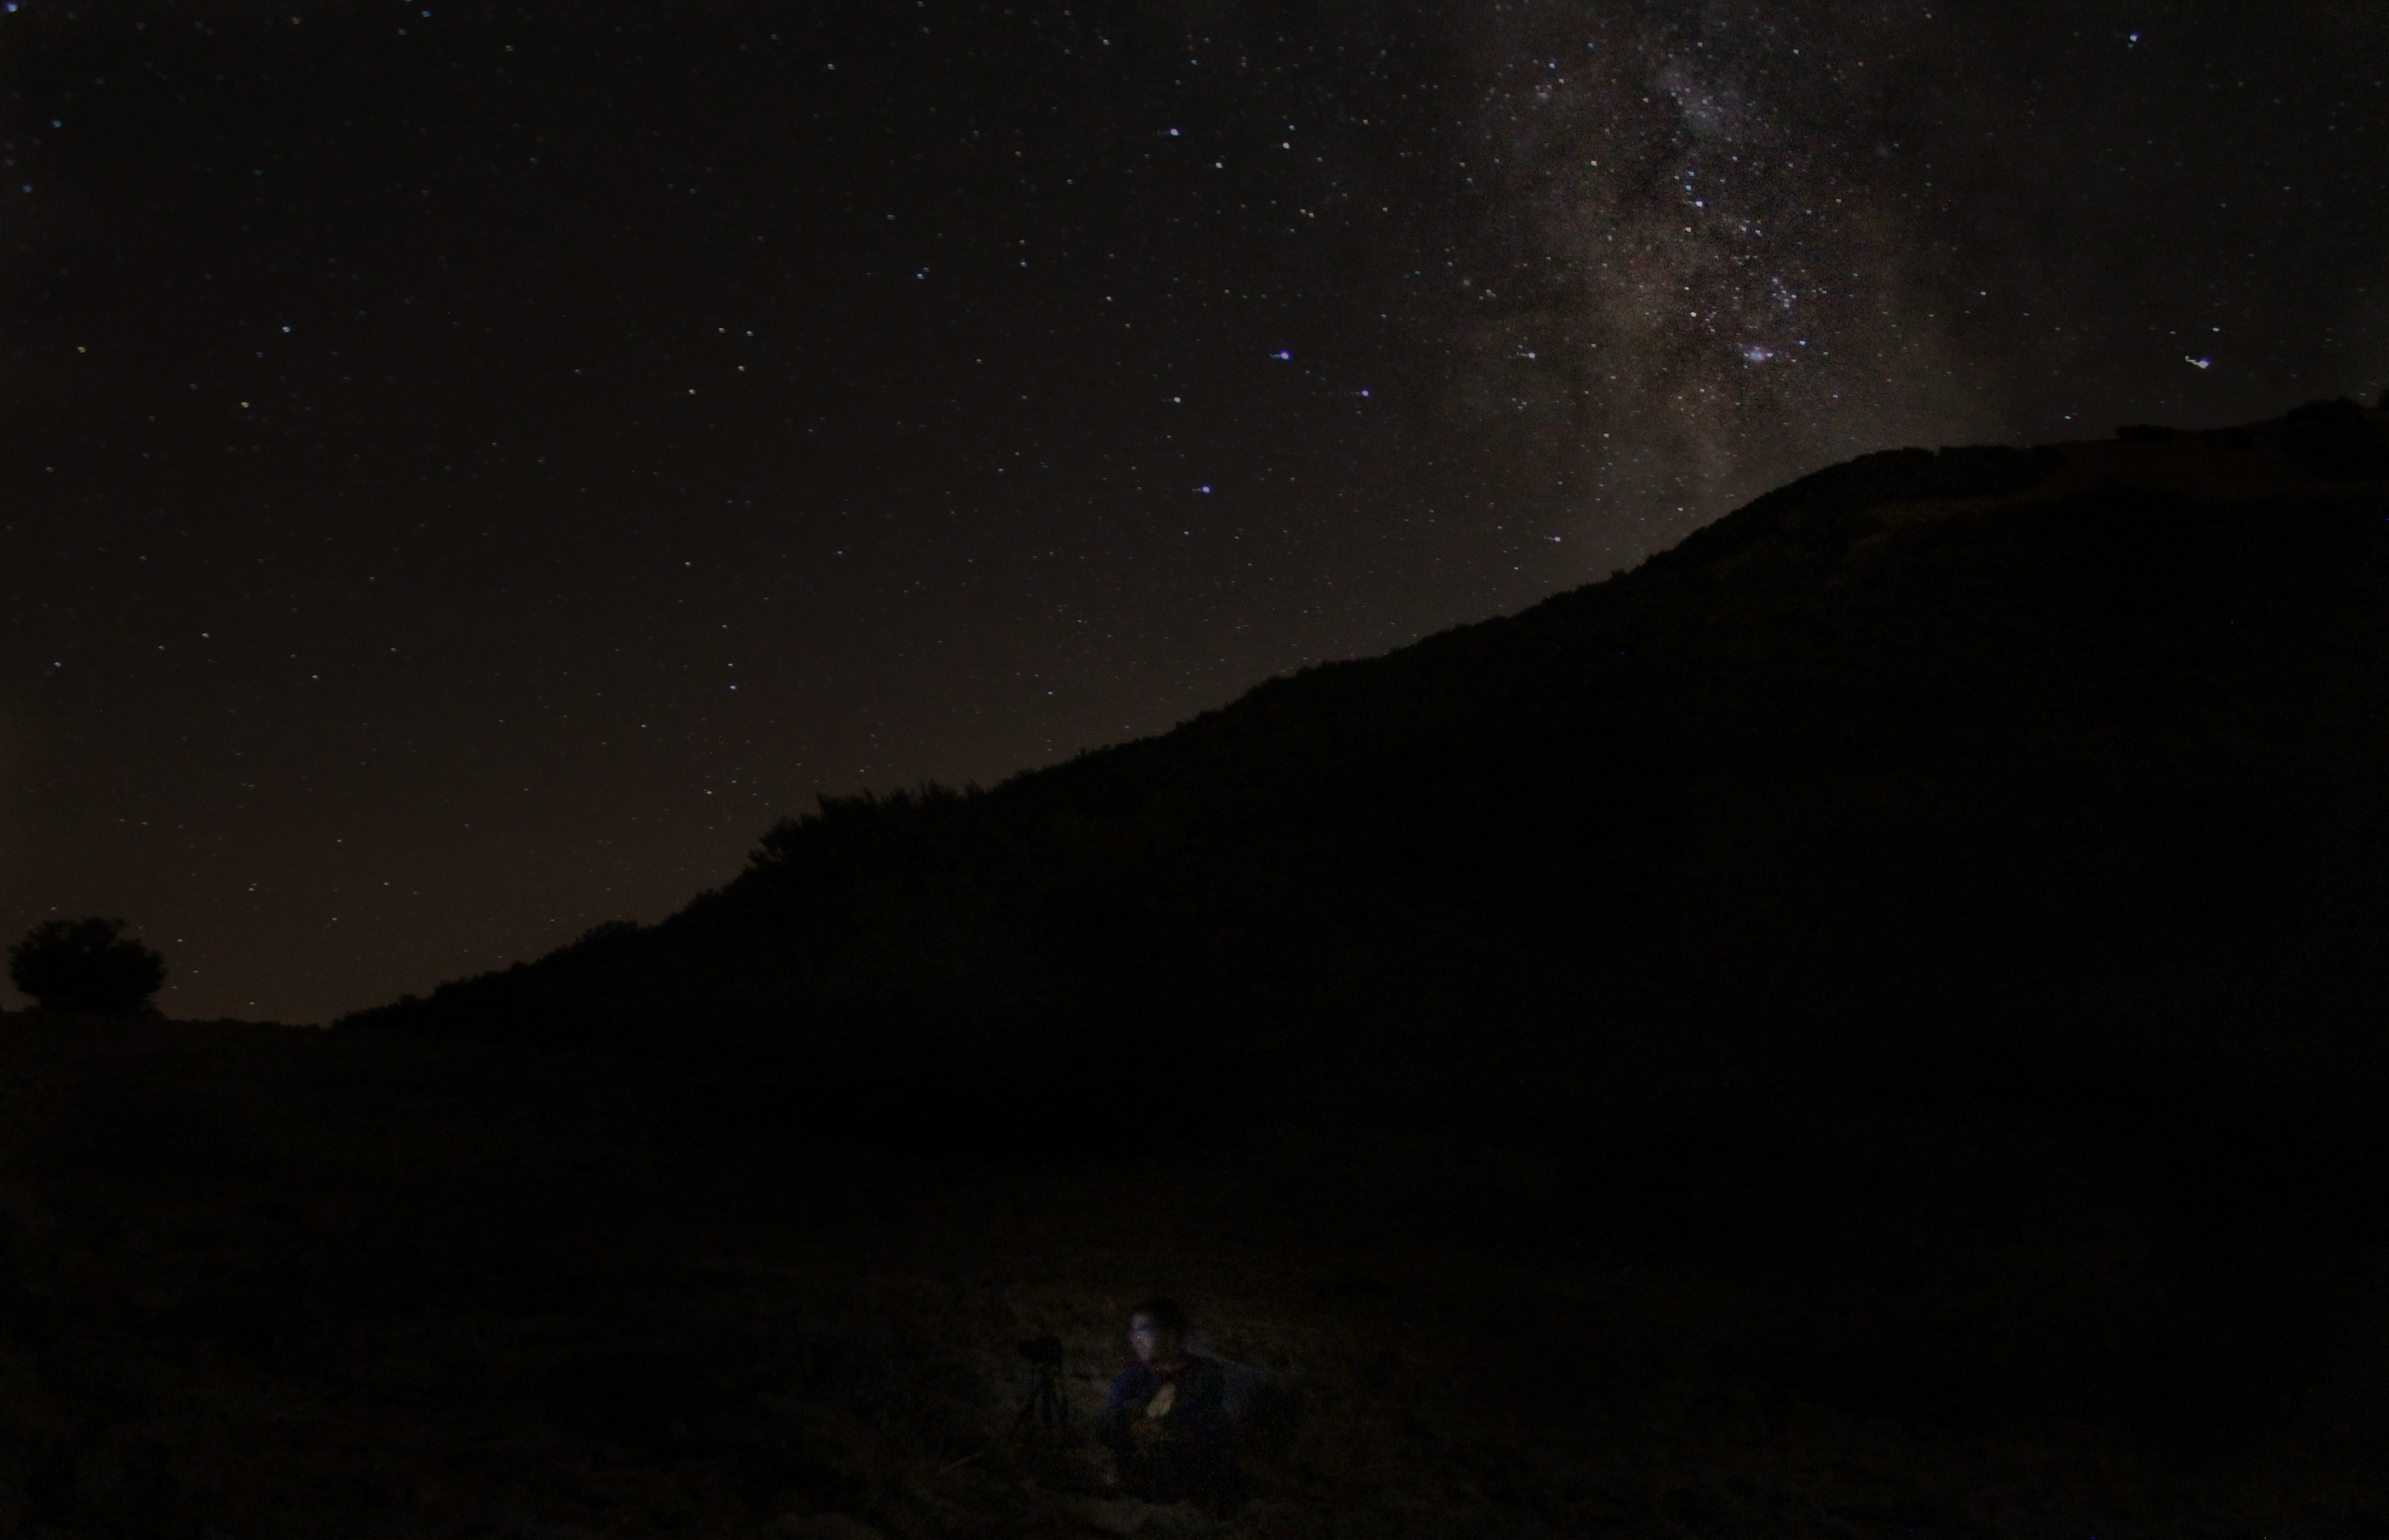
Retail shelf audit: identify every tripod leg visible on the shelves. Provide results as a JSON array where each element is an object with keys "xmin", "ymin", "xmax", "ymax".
[{"xmin": 1038, "ymin": 1373, "xmax": 1070, "ymax": 1444}]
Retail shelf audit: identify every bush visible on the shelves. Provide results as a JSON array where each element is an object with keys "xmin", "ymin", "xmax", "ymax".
[
  {"xmin": 2282, "ymin": 397, "xmax": 2389, "ymax": 480},
  {"xmin": 8, "ymin": 918, "xmax": 169, "ymax": 1016}
]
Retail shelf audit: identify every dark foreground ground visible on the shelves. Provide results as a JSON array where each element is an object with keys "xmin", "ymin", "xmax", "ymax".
[{"xmin": 1, "ymin": 1012, "xmax": 2385, "ymax": 1539}]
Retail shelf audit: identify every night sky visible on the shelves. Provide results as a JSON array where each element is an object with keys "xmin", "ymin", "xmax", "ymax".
[{"xmin": 3, "ymin": 2, "xmax": 2383, "ymax": 1023}]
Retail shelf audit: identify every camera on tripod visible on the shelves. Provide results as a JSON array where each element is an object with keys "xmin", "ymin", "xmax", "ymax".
[{"xmin": 1012, "ymin": 1335, "xmax": 1072, "ymax": 1447}]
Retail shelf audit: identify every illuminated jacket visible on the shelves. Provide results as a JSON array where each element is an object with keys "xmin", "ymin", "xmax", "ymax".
[{"xmin": 1096, "ymin": 1353, "xmax": 1238, "ymax": 1503}]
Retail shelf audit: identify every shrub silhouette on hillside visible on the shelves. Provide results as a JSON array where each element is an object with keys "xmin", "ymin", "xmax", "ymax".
[
  {"xmin": 2282, "ymin": 396, "xmax": 2389, "ymax": 479},
  {"xmin": 9, "ymin": 918, "xmax": 169, "ymax": 1016}
]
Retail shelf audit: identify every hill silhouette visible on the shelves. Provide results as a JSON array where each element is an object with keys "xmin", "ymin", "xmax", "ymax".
[
  {"xmin": 347, "ymin": 395, "xmax": 2389, "ymax": 1143},
  {"xmin": 12, "ymin": 399, "xmax": 2389, "ymax": 1538}
]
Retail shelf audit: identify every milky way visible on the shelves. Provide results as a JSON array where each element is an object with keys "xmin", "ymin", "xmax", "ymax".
[{"xmin": 1437, "ymin": 1, "xmax": 2388, "ymax": 552}]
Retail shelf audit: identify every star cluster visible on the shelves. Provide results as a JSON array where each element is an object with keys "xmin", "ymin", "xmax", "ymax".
[{"xmin": 1445, "ymin": 1, "xmax": 2389, "ymax": 528}]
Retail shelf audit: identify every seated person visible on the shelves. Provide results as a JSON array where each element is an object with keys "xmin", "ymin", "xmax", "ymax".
[{"xmin": 1095, "ymin": 1297, "xmax": 1243, "ymax": 1509}]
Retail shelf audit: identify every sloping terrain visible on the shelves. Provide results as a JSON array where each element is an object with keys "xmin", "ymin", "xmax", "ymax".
[
  {"xmin": 351, "ymin": 398, "xmax": 2389, "ymax": 1142},
  {"xmin": 17, "ymin": 401, "xmax": 2389, "ymax": 1535}
]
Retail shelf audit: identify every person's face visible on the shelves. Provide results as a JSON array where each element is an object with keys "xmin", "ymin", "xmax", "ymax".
[{"xmin": 1130, "ymin": 1314, "xmax": 1183, "ymax": 1364}]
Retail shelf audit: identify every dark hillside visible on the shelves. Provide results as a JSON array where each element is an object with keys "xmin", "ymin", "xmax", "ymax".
[
  {"xmin": 348, "ymin": 398, "xmax": 2389, "ymax": 1144},
  {"xmin": 15, "ymin": 402, "xmax": 2389, "ymax": 1538}
]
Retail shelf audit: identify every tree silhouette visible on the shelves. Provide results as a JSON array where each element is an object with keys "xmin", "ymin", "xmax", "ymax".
[{"xmin": 8, "ymin": 918, "xmax": 169, "ymax": 1016}]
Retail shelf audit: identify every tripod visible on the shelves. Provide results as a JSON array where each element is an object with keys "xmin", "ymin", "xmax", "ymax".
[{"xmin": 1011, "ymin": 1335, "xmax": 1074, "ymax": 1448}]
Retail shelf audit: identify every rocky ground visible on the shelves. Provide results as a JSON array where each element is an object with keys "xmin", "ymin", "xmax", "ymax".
[{"xmin": 1, "ymin": 1012, "xmax": 2384, "ymax": 1538}]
